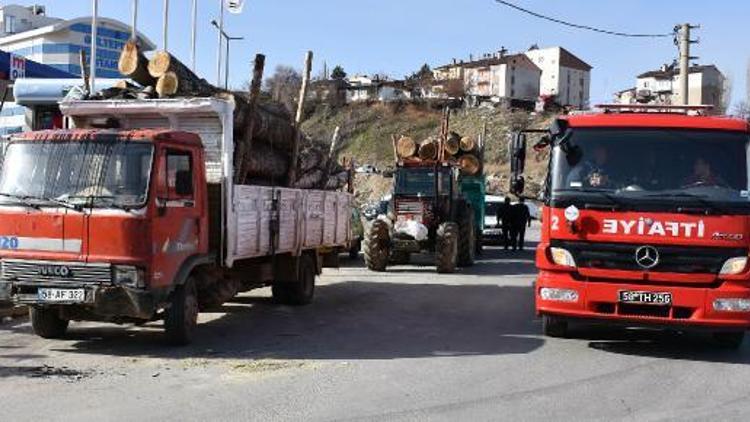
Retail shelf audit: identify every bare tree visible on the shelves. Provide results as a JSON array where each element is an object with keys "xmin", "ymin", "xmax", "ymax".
[
  {"xmin": 733, "ymin": 101, "xmax": 750, "ymax": 121},
  {"xmin": 264, "ymin": 65, "xmax": 302, "ymax": 114}
]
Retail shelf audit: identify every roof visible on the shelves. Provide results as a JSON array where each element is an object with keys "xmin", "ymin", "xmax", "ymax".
[
  {"xmin": 12, "ymin": 128, "xmax": 203, "ymax": 146},
  {"xmin": 638, "ymin": 64, "xmax": 720, "ymax": 80},
  {"xmin": 0, "ymin": 17, "xmax": 156, "ymax": 51},
  {"xmin": 562, "ymin": 113, "xmax": 750, "ymax": 132},
  {"xmin": 462, "ymin": 54, "xmax": 541, "ymax": 71},
  {"xmin": 558, "ymin": 47, "xmax": 593, "ymax": 71}
]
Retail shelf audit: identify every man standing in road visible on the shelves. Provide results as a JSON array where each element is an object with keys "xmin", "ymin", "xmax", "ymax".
[
  {"xmin": 511, "ymin": 198, "xmax": 532, "ymax": 250},
  {"xmin": 496, "ymin": 197, "xmax": 513, "ymax": 250}
]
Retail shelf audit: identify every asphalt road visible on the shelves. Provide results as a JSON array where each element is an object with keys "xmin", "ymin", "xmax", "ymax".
[{"xmin": 2, "ymin": 224, "xmax": 750, "ymax": 421}]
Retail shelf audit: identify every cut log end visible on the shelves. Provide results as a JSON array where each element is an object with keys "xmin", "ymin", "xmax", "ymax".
[
  {"xmin": 396, "ymin": 136, "xmax": 417, "ymax": 159},
  {"xmin": 460, "ymin": 136, "xmax": 476, "ymax": 152},
  {"xmin": 156, "ymin": 72, "xmax": 179, "ymax": 98},
  {"xmin": 418, "ymin": 139, "xmax": 438, "ymax": 161},
  {"xmin": 459, "ymin": 154, "xmax": 481, "ymax": 176},
  {"xmin": 148, "ymin": 50, "xmax": 173, "ymax": 78},
  {"xmin": 118, "ymin": 41, "xmax": 140, "ymax": 75}
]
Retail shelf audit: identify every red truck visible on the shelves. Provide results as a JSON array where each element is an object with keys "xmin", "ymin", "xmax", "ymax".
[
  {"xmin": 510, "ymin": 106, "xmax": 750, "ymax": 348},
  {"xmin": 0, "ymin": 98, "xmax": 353, "ymax": 345}
]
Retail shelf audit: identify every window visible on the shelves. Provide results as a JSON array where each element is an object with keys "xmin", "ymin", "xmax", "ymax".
[
  {"xmin": 4, "ymin": 15, "xmax": 16, "ymax": 34},
  {"xmin": 165, "ymin": 150, "xmax": 194, "ymax": 199}
]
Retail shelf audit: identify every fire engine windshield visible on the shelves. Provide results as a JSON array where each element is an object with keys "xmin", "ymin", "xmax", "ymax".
[
  {"xmin": 550, "ymin": 129, "xmax": 750, "ymax": 210},
  {"xmin": 395, "ymin": 167, "xmax": 452, "ymax": 196},
  {"xmin": 0, "ymin": 141, "xmax": 154, "ymax": 210}
]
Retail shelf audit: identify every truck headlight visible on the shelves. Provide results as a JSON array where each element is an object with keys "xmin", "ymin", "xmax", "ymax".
[
  {"xmin": 719, "ymin": 257, "xmax": 748, "ymax": 275},
  {"xmin": 113, "ymin": 265, "xmax": 146, "ymax": 288},
  {"xmin": 550, "ymin": 247, "xmax": 576, "ymax": 267},
  {"xmin": 713, "ymin": 298, "xmax": 750, "ymax": 312},
  {"xmin": 540, "ymin": 287, "xmax": 579, "ymax": 303}
]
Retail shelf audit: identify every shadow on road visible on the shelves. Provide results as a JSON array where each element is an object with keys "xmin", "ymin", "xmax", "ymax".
[{"xmin": 14, "ymin": 281, "xmax": 543, "ymax": 362}]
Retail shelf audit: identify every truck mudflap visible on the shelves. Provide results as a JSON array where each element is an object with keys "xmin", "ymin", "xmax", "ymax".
[
  {"xmin": 2, "ymin": 282, "xmax": 163, "ymax": 321},
  {"xmin": 536, "ymin": 270, "xmax": 750, "ymax": 330}
]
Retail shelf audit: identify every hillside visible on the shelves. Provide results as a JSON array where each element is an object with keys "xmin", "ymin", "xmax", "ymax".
[{"xmin": 301, "ymin": 102, "xmax": 555, "ymax": 203}]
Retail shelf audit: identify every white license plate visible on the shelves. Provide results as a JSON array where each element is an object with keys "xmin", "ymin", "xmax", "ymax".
[
  {"xmin": 37, "ymin": 288, "xmax": 85, "ymax": 303},
  {"xmin": 619, "ymin": 290, "xmax": 672, "ymax": 305}
]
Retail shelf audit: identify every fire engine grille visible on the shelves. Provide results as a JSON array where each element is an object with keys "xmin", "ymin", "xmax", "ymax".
[
  {"xmin": 552, "ymin": 241, "xmax": 746, "ymax": 274},
  {"xmin": 1, "ymin": 259, "xmax": 112, "ymax": 284}
]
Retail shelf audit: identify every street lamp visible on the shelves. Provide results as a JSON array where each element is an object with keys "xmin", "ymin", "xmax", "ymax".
[{"xmin": 211, "ymin": 20, "xmax": 244, "ymax": 90}]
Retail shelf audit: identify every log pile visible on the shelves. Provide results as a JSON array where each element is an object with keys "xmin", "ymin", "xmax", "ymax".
[
  {"xmin": 394, "ymin": 129, "xmax": 484, "ymax": 176},
  {"xmin": 105, "ymin": 44, "xmax": 348, "ymax": 191}
]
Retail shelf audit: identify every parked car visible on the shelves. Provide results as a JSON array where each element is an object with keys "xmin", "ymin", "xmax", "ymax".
[{"xmin": 356, "ymin": 164, "xmax": 379, "ymax": 174}]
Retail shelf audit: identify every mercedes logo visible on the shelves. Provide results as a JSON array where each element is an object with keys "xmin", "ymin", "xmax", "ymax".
[{"xmin": 635, "ymin": 246, "xmax": 660, "ymax": 270}]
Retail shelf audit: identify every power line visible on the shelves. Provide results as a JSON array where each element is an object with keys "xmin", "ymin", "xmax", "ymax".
[{"xmin": 494, "ymin": 0, "xmax": 674, "ymax": 38}]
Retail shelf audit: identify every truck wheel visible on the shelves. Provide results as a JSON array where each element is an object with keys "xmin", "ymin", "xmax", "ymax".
[
  {"xmin": 30, "ymin": 307, "xmax": 69, "ymax": 339},
  {"xmin": 272, "ymin": 254, "xmax": 316, "ymax": 306},
  {"xmin": 475, "ymin": 229, "xmax": 484, "ymax": 256},
  {"xmin": 164, "ymin": 276, "xmax": 199, "ymax": 346},
  {"xmin": 363, "ymin": 220, "xmax": 390, "ymax": 272},
  {"xmin": 542, "ymin": 315, "xmax": 568, "ymax": 338},
  {"xmin": 390, "ymin": 251, "xmax": 411, "ymax": 265},
  {"xmin": 713, "ymin": 331, "xmax": 745, "ymax": 349},
  {"xmin": 457, "ymin": 205, "xmax": 476, "ymax": 267},
  {"xmin": 436, "ymin": 222, "xmax": 458, "ymax": 274}
]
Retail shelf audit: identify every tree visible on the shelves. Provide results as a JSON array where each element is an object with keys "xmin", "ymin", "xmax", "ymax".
[
  {"xmin": 733, "ymin": 101, "xmax": 750, "ymax": 121},
  {"xmin": 331, "ymin": 65, "xmax": 347, "ymax": 80},
  {"xmin": 264, "ymin": 65, "xmax": 302, "ymax": 114}
]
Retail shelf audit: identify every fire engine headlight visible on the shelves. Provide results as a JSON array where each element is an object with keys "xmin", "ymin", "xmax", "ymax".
[
  {"xmin": 113, "ymin": 265, "xmax": 146, "ymax": 289},
  {"xmin": 550, "ymin": 247, "xmax": 576, "ymax": 267},
  {"xmin": 540, "ymin": 287, "xmax": 579, "ymax": 303},
  {"xmin": 713, "ymin": 298, "xmax": 750, "ymax": 312},
  {"xmin": 719, "ymin": 257, "xmax": 748, "ymax": 275}
]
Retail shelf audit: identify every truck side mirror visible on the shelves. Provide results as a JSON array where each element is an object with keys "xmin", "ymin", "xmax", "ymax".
[
  {"xmin": 509, "ymin": 132, "xmax": 527, "ymax": 174},
  {"xmin": 549, "ymin": 119, "xmax": 569, "ymax": 138},
  {"xmin": 510, "ymin": 175, "xmax": 525, "ymax": 195}
]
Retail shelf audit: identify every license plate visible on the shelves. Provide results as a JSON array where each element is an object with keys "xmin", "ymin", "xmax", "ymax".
[
  {"xmin": 37, "ymin": 288, "xmax": 85, "ymax": 303},
  {"xmin": 619, "ymin": 290, "xmax": 672, "ymax": 305}
]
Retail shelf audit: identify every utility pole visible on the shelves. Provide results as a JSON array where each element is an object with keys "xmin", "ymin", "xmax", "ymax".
[
  {"xmin": 677, "ymin": 23, "xmax": 699, "ymax": 105},
  {"xmin": 216, "ymin": 0, "xmax": 225, "ymax": 86},
  {"xmin": 90, "ymin": 0, "xmax": 98, "ymax": 94},
  {"xmin": 190, "ymin": 0, "xmax": 198, "ymax": 71}
]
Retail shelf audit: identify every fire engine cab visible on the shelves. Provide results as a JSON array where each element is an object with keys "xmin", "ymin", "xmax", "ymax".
[{"xmin": 510, "ymin": 105, "xmax": 750, "ymax": 348}]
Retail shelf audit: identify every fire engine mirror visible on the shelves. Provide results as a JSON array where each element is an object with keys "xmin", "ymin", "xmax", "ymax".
[{"xmin": 550, "ymin": 119, "xmax": 569, "ymax": 138}]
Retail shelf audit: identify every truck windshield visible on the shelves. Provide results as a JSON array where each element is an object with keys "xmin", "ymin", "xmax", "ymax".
[
  {"xmin": 0, "ymin": 141, "xmax": 154, "ymax": 209},
  {"xmin": 551, "ymin": 129, "xmax": 750, "ymax": 209},
  {"xmin": 395, "ymin": 167, "xmax": 452, "ymax": 196}
]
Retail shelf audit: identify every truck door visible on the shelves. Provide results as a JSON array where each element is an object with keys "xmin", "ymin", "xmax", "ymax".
[{"xmin": 151, "ymin": 147, "xmax": 201, "ymax": 289}]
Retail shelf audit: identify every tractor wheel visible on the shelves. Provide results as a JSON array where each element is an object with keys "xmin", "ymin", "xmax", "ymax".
[
  {"xmin": 435, "ymin": 222, "xmax": 458, "ymax": 274},
  {"xmin": 363, "ymin": 219, "xmax": 390, "ymax": 272},
  {"xmin": 457, "ymin": 204, "xmax": 476, "ymax": 267}
]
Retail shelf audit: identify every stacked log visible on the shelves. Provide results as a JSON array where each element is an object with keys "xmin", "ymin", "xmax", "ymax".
[
  {"xmin": 418, "ymin": 138, "xmax": 438, "ymax": 160},
  {"xmin": 444, "ymin": 132, "xmax": 461, "ymax": 156},
  {"xmin": 109, "ymin": 49, "xmax": 348, "ymax": 191},
  {"xmin": 396, "ymin": 136, "xmax": 417, "ymax": 159},
  {"xmin": 394, "ymin": 129, "xmax": 483, "ymax": 176}
]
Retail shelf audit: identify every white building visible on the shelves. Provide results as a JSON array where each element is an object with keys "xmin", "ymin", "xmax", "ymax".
[
  {"xmin": 0, "ymin": 4, "xmax": 155, "ymax": 79},
  {"xmin": 632, "ymin": 64, "xmax": 726, "ymax": 109},
  {"xmin": 346, "ymin": 76, "xmax": 411, "ymax": 103},
  {"xmin": 463, "ymin": 53, "xmax": 541, "ymax": 102},
  {"xmin": 524, "ymin": 46, "xmax": 592, "ymax": 109}
]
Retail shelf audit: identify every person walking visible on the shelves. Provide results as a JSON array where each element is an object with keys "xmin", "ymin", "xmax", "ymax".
[
  {"xmin": 511, "ymin": 198, "xmax": 532, "ymax": 250},
  {"xmin": 495, "ymin": 197, "xmax": 513, "ymax": 250}
]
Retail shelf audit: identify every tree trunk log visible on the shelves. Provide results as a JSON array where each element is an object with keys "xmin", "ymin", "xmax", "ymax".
[
  {"xmin": 418, "ymin": 138, "xmax": 438, "ymax": 161},
  {"xmin": 118, "ymin": 40, "xmax": 156, "ymax": 87},
  {"xmin": 397, "ymin": 136, "xmax": 417, "ymax": 158},
  {"xmin": 458, "ymin": 154, "xmax": 481, "ymax": 176},
  {"xmin": 460, "ymin": 136, "xmax": 476, "ymax": 152},
  {"xmin": 445, "ymin": 132, "xmax": 461, "ymax": 156},
  {"xmin": 148, "ymin": 51, "xmax": 218, "ymax": 97},
  {"xmin": 244, "ymin": 143, "xmax": 290, "ymax": 180}
]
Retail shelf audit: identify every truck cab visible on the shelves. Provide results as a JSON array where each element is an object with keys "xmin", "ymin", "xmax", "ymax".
[{"xmin": 512, "ymin": 110, "xmax": 750, "ymax": 348}]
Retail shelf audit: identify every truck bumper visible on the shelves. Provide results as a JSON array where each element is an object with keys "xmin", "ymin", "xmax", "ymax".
[
  {"xmin": 0, "ymin": 281, "xmax": 159, "ymax": 321},
  {"xmin": 536, "ymin": 270, "xmax": 750, "ymax": 330}
]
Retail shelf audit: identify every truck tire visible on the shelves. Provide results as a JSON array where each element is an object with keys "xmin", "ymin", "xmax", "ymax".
[
  {"xmin": 348, "ymin": 238, "xmax": 361, "ymax": 259},
  {"xmin": 30, "ymin": 307, "xmax": 69, "ymax": 339},
  {"xmin": 542, "ymin": 315, "xmax": 568, "ymax": 338},
  {"xmin": 457, "ymin": 205, "xmax": 476, "ymax": 267},
  {"xmin": 435, "ymin": 222, "xmax": 458, "ymax": 274},
  {"xmin": 272, "ymin": 254, "xmax": 316, "ymax": 306},
  {"xmin": 164, "ymin": 276, "xmax": 199, "ymax": 346},
  {"xmin": 363, "ymin": 220, "xmax": 390, "ymax": 272},
  {"xmin": 713, "ymin": 331, "xmax": 745, "ymax": 349}
]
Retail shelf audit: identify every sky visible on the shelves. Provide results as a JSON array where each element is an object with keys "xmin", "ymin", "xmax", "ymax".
[{"xmin": 6, "ymin": 0, "xmax": 750, "ymax": 108}]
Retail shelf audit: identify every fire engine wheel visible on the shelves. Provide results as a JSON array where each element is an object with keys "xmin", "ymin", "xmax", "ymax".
[
  {"xmin": 272, "ymin": 254, "xmax": 316, "ymax": 306},
  {"xmin": 712, "ymin": 331, "xmax": 745, "ymax": 349},
  {"xmin": 363, "ymin": 220, "xmax": 390, "ymax": 272},
  {"xmin": 436, "ymin": 222, "xmax": 458, "ymax": 274},
  {"xmin": 542, "ymin": 315, "xmax": 569, "ymax": 338},
  {"xmin": 457, "ymin": 205, "xmax": 476, "ymax": 267},
  {"xmin": 30, "ymin": 307, "xmax": 69, "ymax": 339},
  {"xmin": 164, "ymin": 276, "xmax": 199, "ymax": 346}
]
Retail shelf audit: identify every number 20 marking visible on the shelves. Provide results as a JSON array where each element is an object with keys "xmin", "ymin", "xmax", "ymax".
[{"xmin": 0, "ymin": 237, "xmax": 19, "ymax": 249}]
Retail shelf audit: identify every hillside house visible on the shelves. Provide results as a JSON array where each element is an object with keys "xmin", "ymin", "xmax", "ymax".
[
  {"xmin": 346, "ymin": 75, "xmax": 411, "ymax": 103},
  {"xmin": 524, "ymin": 46, "xmax": 592, "ymax": 109},
  {"xmin": 463, "ymin": 53, "xmax": 541, "ymax": 102},
  {"xmin": 632, "ymin": 63, "xmax": 726, "ymax": 109}
]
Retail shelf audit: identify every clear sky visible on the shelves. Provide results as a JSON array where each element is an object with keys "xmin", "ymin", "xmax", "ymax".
[{"xmin": 6, "ymin": 0, "xmax": 749, "ymax": 108}]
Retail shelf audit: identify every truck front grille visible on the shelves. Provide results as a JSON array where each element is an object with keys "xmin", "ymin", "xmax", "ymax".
[
  {"xmin": 1, "ymin": 259, "xmax": 112, "ymax": 285},
  {"xmin": 396, "ymin": 200, "xmax": 424, "ymax": 214},
  {"xmin": 553, "ymin": 241, "xmax": 746, "ymax": 275}
]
